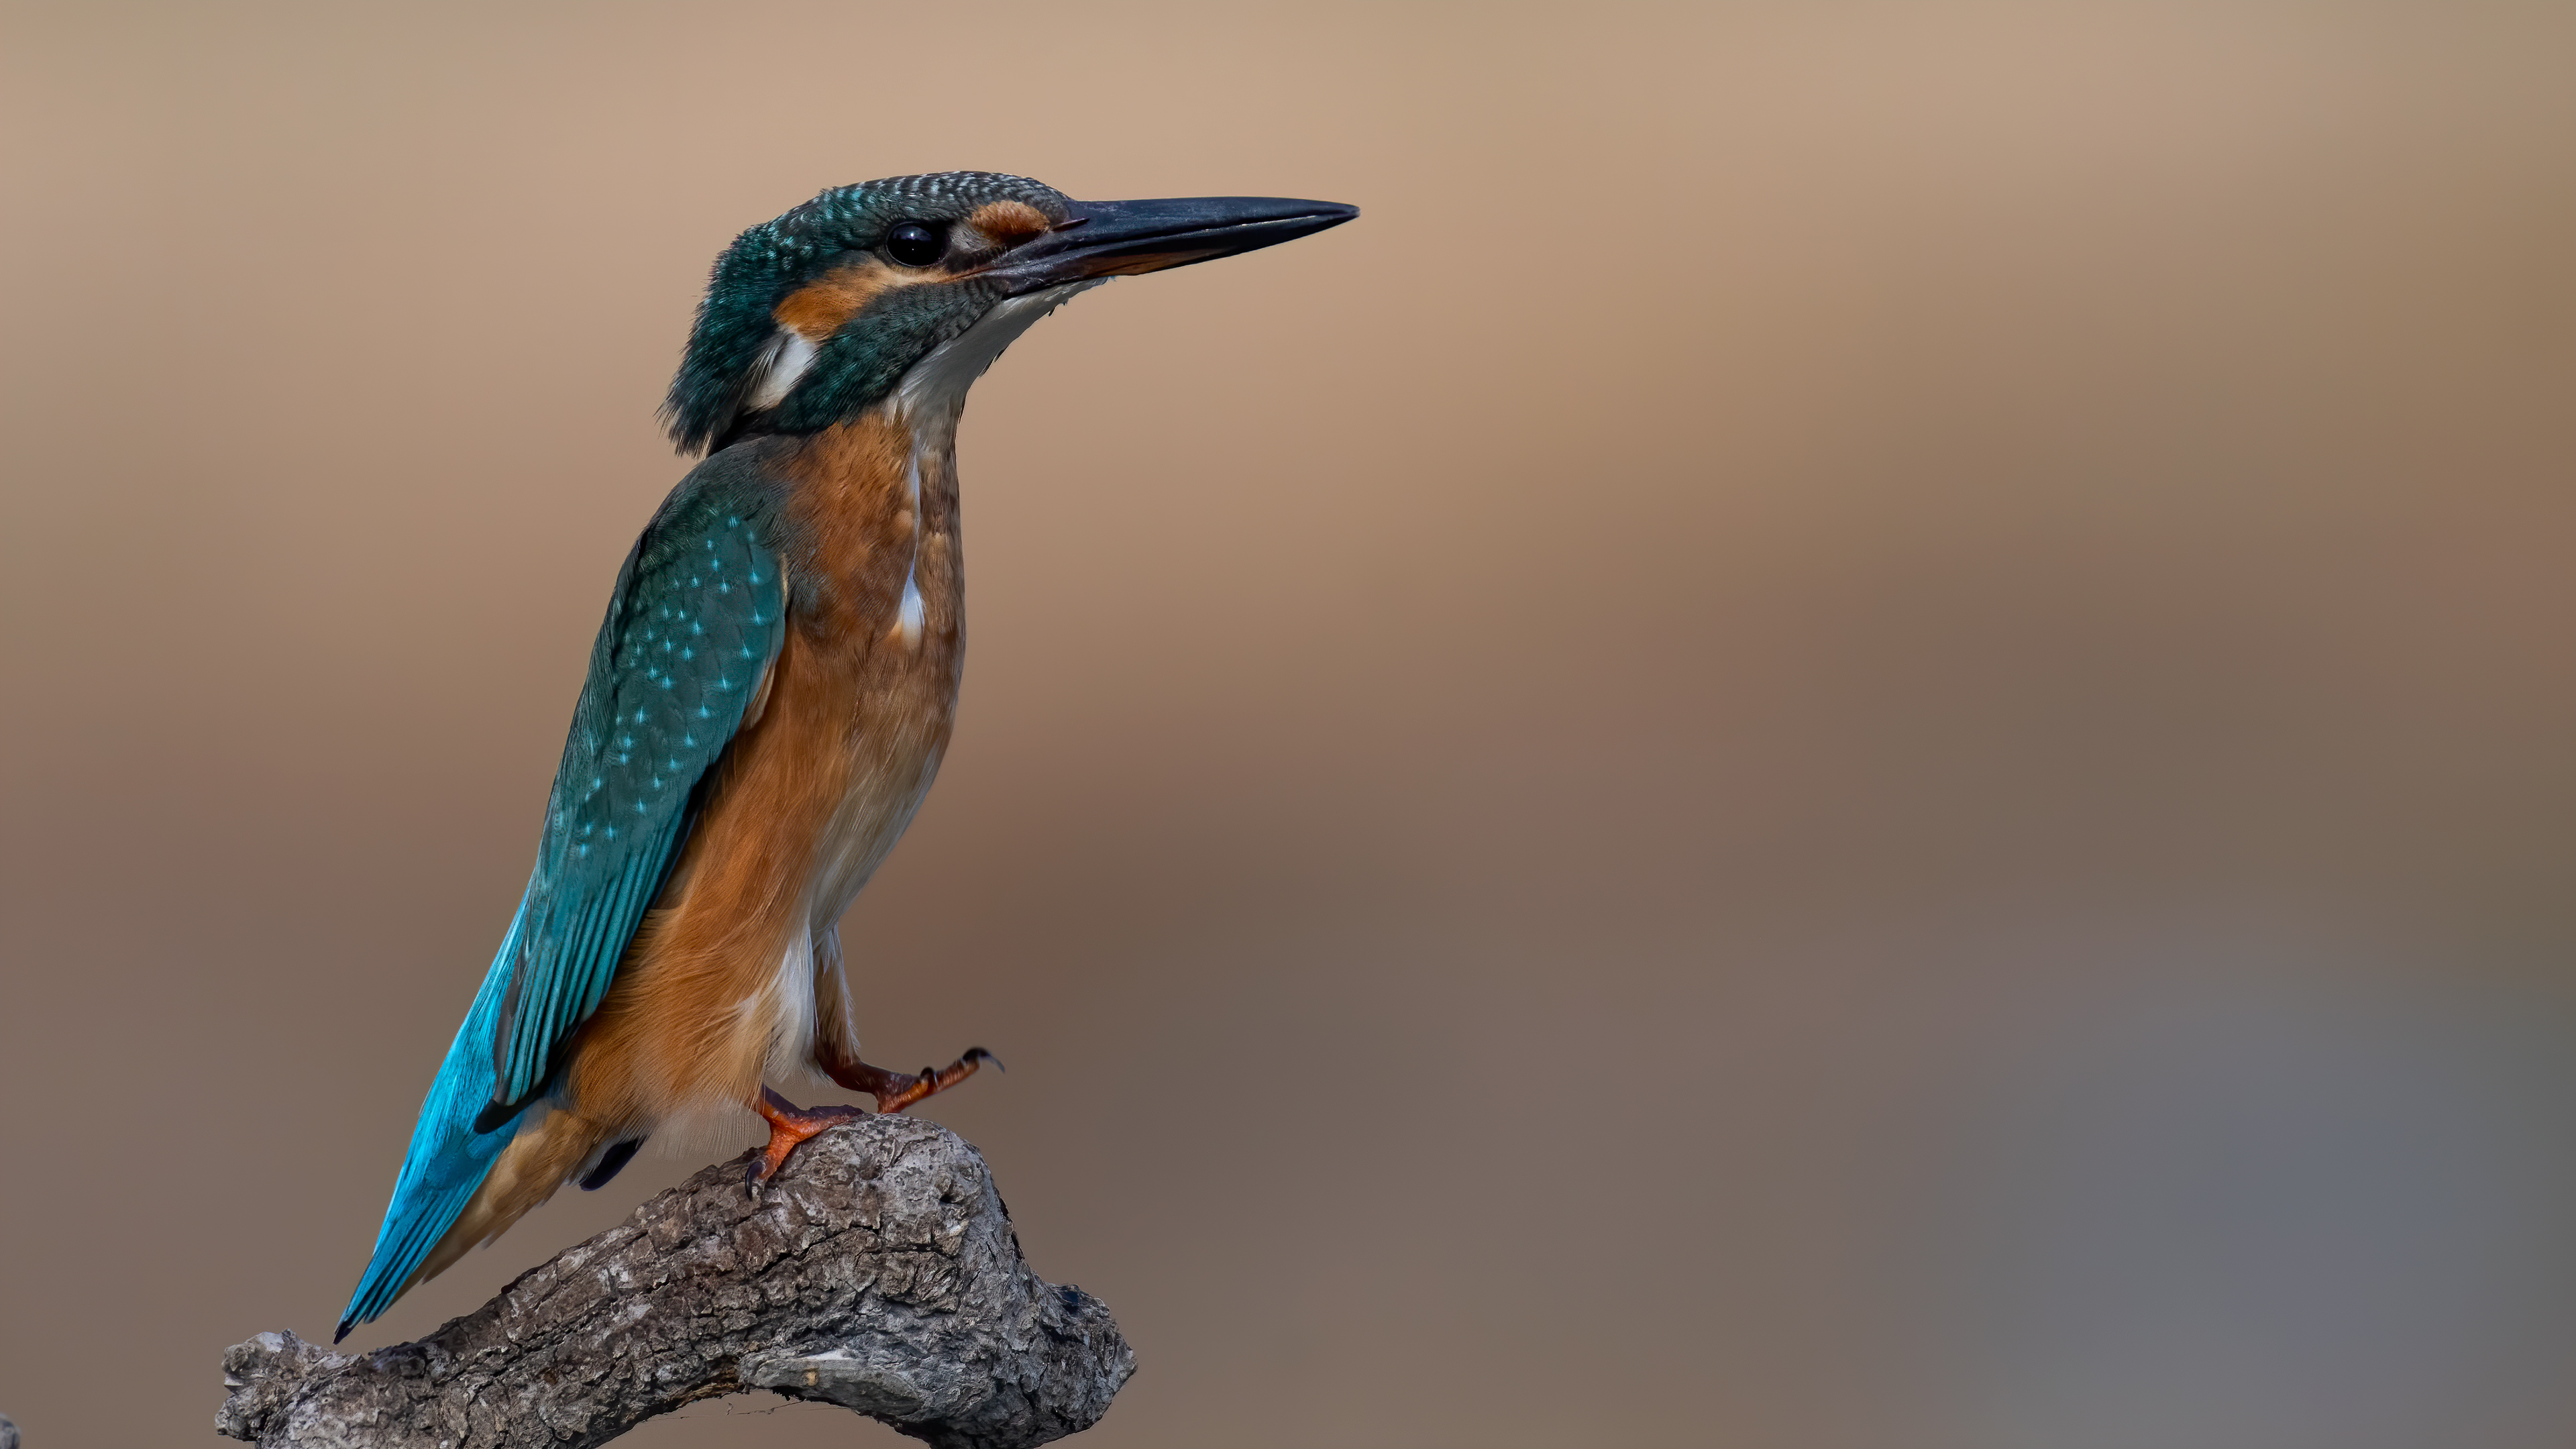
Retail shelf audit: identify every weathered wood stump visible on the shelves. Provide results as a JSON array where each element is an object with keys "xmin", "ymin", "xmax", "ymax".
[{"xmin": 217, "ymin": 1116, "xmax": 1131, "ymax": 1448}]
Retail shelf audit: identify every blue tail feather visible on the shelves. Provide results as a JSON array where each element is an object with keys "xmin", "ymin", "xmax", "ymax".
[{"xmin": 337, "ymin": 893, "xmax": 535, "ymax": 1339}]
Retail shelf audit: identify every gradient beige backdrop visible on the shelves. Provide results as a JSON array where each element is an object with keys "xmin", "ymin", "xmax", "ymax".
[{"xmin": 7, "ymin": 3, "xmax": 2576, "ymax": 1446}]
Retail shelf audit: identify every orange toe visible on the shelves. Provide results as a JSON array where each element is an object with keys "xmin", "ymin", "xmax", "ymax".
[{"xmin": 749, "ymin": 1088, "xmax": 863, "ymax": 1185}]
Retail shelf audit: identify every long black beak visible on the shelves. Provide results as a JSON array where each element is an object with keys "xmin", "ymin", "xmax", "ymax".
[{"xmin": 990, "ymin": 195, "xmax": 1358, "ymax": 295}]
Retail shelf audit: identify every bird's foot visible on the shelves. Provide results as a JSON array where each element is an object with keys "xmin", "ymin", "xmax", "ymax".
[
  {"xmin": 747, "ymin": 1088, "xmax": 864, "ymax": 1188},
  {"xmin": 830, "ymin": 1046, "xmax": 1002, "ymax": 1114}
]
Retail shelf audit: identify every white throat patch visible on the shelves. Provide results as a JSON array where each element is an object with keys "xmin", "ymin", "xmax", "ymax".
[{"xmin": 888, "ymin": 279, "xmax": 1106, "ymax": 426}]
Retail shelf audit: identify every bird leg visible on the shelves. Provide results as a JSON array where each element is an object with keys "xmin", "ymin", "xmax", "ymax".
[
  {"xmin": 747, "ymin": 1087, "xmax": 865, "ymax": 1187},
  {"xmin": 822, "ymin": 1046, "xmax": 1001, "ymax": 1115}
]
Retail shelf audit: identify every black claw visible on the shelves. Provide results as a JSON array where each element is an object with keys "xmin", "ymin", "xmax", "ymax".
[{"xmin": 964, "ymin": 1046, "xmax": 1004, "ymax": 1072}]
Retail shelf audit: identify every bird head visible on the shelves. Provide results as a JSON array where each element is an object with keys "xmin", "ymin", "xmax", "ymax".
[{"xmin": 663, "ymin": 171, "xmax": 1356, "ymax": 454}]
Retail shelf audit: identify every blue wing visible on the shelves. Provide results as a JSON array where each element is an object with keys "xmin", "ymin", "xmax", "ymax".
[{"xmin": 339, "ymin": 463, "xmax": 788, "ymax": 1336}]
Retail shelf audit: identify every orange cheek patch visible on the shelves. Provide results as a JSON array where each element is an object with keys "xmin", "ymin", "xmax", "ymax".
[{"xmin": 773, "ymin": 260, "xmax": 906, "ymax": 342}]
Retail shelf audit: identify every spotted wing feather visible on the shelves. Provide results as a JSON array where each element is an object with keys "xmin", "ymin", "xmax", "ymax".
[
  {"xmin": 340, "ymin": 461, "xmax": 789, "ymax": 1336},
  {"xmin": 482, "ymin": 484, "xmax": 788, "ymax": 1123}
]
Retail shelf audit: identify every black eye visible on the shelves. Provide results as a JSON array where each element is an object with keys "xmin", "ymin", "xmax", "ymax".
[{"xmin": 885, "ymin": 222, "xmax": 943, "ymax": 267}]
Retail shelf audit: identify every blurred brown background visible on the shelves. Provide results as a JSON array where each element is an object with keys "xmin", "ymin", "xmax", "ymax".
[{"xmin": 6, "ymin": 2, "xmax": 2576, "ymax": 1445}]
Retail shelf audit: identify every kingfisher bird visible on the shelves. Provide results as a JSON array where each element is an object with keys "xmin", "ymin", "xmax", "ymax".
[{"xmin": 337, "ymin": 172, "xmax": 1354, "ymax": 1340}]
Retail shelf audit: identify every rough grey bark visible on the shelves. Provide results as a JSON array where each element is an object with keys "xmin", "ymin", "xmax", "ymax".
[{"xmin": 216, "ymin": 1116, "xmax": 1131, "ymax": 1448}]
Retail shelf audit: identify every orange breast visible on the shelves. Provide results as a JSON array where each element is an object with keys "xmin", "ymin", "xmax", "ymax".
[{"xmin": 559, "ymin": 412, "xmax": 967, "ymax": 1130}]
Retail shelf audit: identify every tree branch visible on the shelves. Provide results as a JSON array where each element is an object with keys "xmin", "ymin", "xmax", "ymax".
[{"xmin": 217, "ymin": 1116, "xmax": 1132, "ymax": 1448}]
